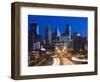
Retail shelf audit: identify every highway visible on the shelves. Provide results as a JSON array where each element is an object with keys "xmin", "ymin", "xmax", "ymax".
[
  {"xmin": 52, "ymin": 55, "xmax": 74, "ymax": 66},
  {"xmin": 52, "ymin": 56, "xmax": 60, "ymax": 66}
]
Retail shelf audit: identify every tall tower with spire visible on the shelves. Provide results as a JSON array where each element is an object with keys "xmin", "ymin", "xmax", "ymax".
[
  {"xmin": 53, "ymin": 26, "xmax": 61, "ymax": 43},
  {"xmin": 57, "ymin": 26, "xmax": 61, "ymax": 37}
]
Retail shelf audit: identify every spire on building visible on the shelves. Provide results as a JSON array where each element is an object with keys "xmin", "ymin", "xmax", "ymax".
[
  {"xmin": 55, "ymin": 26, "xmax": 61, "ymax": 37},
  {"xmin": 57, "ymin": 26, "xmax": 61, "ymax": 37}
]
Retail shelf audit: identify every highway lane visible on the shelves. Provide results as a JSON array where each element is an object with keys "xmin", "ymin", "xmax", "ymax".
[{"xmin": 52, "ymin": 55, "xmax": 74, "ymax": 66}]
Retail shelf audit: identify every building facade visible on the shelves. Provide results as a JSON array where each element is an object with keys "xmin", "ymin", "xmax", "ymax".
[
  {"xmin": 45, "ymin": 25, "xmax": 52, "ymax": 44},
  {"xmin": 52, "ymin": 24, "xmax": 72, "ymax": 48},
  {"xmin": 28, "ymin": 22, "xmax": 41, "ymax": 51}
]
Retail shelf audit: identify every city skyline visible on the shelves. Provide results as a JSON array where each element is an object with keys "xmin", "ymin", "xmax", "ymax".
[
  {"xmin": 28, "ymin": 15, "xmax": 88, "ymax": 39},
  {"xmin": 28, "ymin": 15, "xmax": 88, "ymax": 66}
]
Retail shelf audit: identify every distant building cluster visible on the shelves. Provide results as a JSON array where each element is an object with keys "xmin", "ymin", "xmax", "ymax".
[{"xmin": 28, "ymin": 22, "xmax": 87, "ymax": 52}]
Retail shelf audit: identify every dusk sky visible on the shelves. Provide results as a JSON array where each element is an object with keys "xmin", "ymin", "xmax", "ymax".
[{"xmin": 28, "ymin": 15, "xmax": 88, "ymax": 38}]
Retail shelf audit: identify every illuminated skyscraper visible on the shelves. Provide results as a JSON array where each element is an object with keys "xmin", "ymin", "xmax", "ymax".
[
  {"xmin": 45, "ymin": 25, "xmax": 52, "ymax": 43},
  {"xmin": 72, "ymin": 33, "xmax": 87, "ymax": 52},
  {"xmin": 64, "ymin": 24, "xmax": 72, "ymax": 48},
  {"xmin": 65, "ymin": 24, "xmax": 71, "ymax": 40},
  {"xmin": 28, "ymin": 22, "xmax": 39, "ymax": 51},
  {"xmin": 37, "ymin": 24, "xmax": 39, "ymax": 35},
  {"xmin": 57, "ymin": 26, "xmax": 61, "ymax": 37}
]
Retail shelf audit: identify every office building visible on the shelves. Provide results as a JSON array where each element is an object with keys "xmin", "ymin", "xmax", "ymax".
[{"xmin": 45, "ymin": 25, "xmax": 52, "ymax": 43}]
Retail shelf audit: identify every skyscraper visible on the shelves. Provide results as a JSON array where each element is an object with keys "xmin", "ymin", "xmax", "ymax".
[
  {"xmin": 45, "ymin": 25, "xmax": 52, "ymax": 43},
  {"xmin": 72, "ymin": 33, "xmax": 85, "ymax": 52},
  {"xmin": 65, "ymin": 24, "xmax": 71, "ymax": 39},
  {"xmin": 53, "ymin": 26, "xmax": 61, "ymax": 42},
  {"xmin": 57, "ymin": 26, "xmax": 61, "ymax": 37},
  {"xmin": 30, "ymin": 22, "xmax": 39, "ymax": 42},
  {"xmin": 64, "ymin": 24, "xmax": 72, "ymax": 48},
  {"xmin": 37, "ymin": 24, "xmax": 39, "ymax": 35},
  {"xmin": 28, "ymin": 22, "xmax": 39, "ymax": 51}
]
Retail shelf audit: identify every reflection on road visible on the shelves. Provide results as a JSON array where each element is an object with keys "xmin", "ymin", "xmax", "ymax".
[
  {"xmin": 52, "ymin": 56, "xmax": 73, "ymax": 66},
  {"xmin": 53, "ymin": 46, "xmax": 74, "ymax": 65},
  {"xmin": 52, "ymin": 56, "xmax": 60, "ymax": 66}
]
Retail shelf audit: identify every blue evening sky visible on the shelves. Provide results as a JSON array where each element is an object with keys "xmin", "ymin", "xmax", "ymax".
[{"xmin": 28, "ymin": 15, "xmax": 88, "ymax": 38}]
